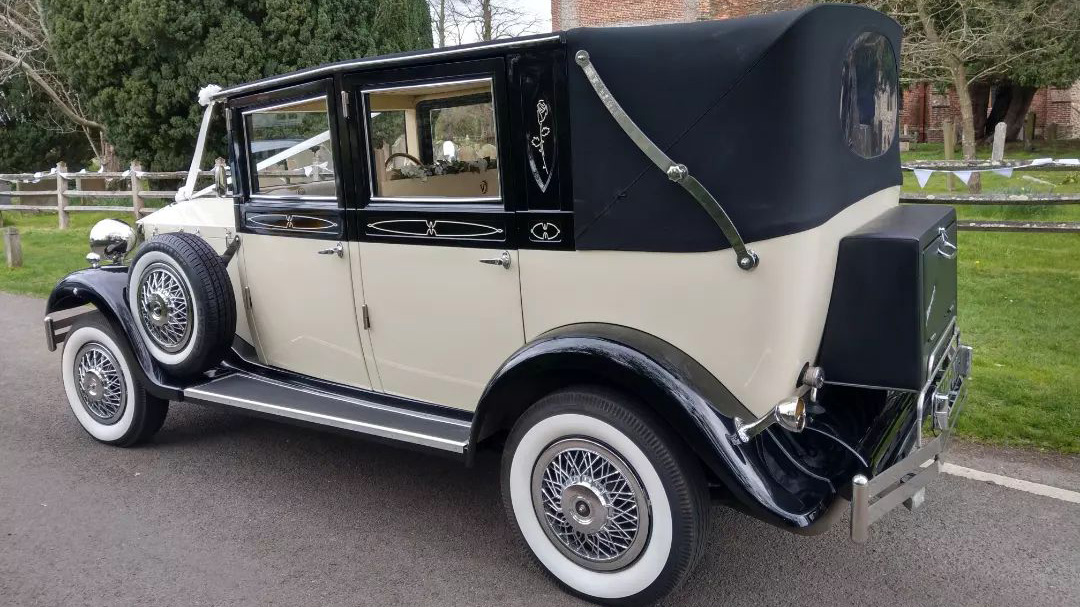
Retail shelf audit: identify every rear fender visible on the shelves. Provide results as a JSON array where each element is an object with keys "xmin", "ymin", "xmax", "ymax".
[
  {"xmin": 472, "ymin": 323, "xmax": 840, "ymax": 530},
  {"xmin": 46, "ymin": 267, "xmax": 182, "ymax": 400}
]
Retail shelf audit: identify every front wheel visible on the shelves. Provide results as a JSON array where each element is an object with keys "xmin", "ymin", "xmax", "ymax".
[
  {"xmin": 60, "ymin": 313, "xmax": 169, "ymax": 446},
  {"xmin": 501, "ymin": 386, "xmax": 709, "ymax": 606}
]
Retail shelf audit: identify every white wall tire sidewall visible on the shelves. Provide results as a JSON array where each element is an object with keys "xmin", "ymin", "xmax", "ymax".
[
  {"xmin": 62, "ymin": 326, "xmax": 138, "ymax": 443},
  {"xmin": 509, "ymin": 413, "xmax": 673, "ymax": 600},
  {"xmin": 128, "ymin": 250, "xmax": 201, "ymax": 365}
]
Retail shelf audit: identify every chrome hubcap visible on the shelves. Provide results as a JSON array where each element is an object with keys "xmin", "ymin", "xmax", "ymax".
[
  {"xmin": 75, "ymin": 343, "xmax": 126, "ymax": 424},
  {"xmin": 137, "ymin": 262, "xmax": 192, "ymax": 352},
  {"xmin": 531, "ymin": 438, "xmax": 650, "ymax": 571}
]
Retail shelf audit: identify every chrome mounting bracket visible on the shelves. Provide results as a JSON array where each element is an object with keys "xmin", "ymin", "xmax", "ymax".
[{"xmin": 574, "ymin": 50, "xmax": 759, "ymax": 271}]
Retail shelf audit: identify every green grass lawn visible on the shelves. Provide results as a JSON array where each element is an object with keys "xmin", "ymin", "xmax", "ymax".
[
  {"xmin": 0, "ymin": 210, "xmax": 137, "ymax": 298},
  {"xmin": 905, "ymin": 139, "xmax": 1080, "ymax": 453},
  {"xmin": 1, "ymin": 140, "xmax": 1078, "ymax": 453}
]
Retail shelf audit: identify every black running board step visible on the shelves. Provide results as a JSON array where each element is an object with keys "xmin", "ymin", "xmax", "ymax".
[{"xmin": 184, "ymin": 372, "xmax": 471, "ymax": 453}]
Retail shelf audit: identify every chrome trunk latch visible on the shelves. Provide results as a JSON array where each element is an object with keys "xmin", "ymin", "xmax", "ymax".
[
  {"xmin": 574, "ymin": 50, "xmax": 759, "ymax": 271},
  {"xmin": 936, "ymin": 226, "xmax": 957, "ymax": 259}
]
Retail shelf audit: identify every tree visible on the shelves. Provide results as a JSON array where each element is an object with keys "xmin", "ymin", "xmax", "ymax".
[
  {"xmin": 982, "ymin": 4, "xmax": 1080, "ymax": 140},
  {"xmin": 0, "ymin": 76, "xmax": 92, "ymax": 171},
  {"xmin": 451, "ymin": 0, "xmax": 540, "ymax": 42},
  {"xmin": 1, "ymin": 0, "xmax": 103, "ymax": 165},
  {"xmin": 44, "ymin": 0, "xmax": 432, "ymax": 170}
]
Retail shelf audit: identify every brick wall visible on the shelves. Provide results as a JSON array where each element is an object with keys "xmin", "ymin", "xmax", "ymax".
[
  {"xmin": 552, "ymin": 0, "xmax": 701, "ymax": 29},
  {"xmin": 551, "ymin": 0, "xmax": 792, "ymax": 28}
]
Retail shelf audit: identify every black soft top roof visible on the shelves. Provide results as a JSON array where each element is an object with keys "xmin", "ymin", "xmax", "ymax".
[{"xmin": 562, "ymin": 4, "xmax": 903, "ymax": 252}]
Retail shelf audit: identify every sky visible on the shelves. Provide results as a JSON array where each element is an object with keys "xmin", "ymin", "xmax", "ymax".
[
  {"xmin": 450, "ymin": 0, "xmax": 554, "ymax": 43},
  {"xmin": 518, "ymin": 0, "xmax": 554, "ymax": 32}
]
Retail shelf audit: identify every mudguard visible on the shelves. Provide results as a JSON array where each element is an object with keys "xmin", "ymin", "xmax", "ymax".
[
  {"xmin": 45, "ymin": 266, "xmax": 182, "ymax": 400},
  {"xmin": 473, "ymin": 323, "xmax": 884, "ymax": 531}
]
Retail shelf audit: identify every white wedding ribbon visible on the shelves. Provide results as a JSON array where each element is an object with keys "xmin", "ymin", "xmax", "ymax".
[
  {"xmin": 255, "ymin": 130, "xmax": 332, "ymax": 171},
  {"xmin": 904, "ymin": 158, "xmax": 1077, "ymax": 189}
]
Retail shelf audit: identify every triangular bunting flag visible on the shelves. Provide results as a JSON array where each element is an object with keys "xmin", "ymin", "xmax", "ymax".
[
  {"xmin": 953, "ymin": 170, "xmax": 973, "ymax": 185},
  {"xmin": 913, "ymin": 169, "xmax": 934, "ymax": 188},
  {"xmin": 992, "ymin": 168, "xmax": 1013, "ymax": 178}
]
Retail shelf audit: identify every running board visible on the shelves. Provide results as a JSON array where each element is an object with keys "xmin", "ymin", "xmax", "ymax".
[{"xmin": 183, "ymin": 372, "xmax": 472, "ymax": 453}]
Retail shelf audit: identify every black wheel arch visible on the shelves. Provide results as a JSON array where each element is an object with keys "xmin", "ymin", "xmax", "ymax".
[
  {"xmin": 46, "ymin": 266, "xmax": 182, "ymax": 400},
  {"xmin": 472, "ymin": 322, "xmax": 842, "ymax": 531}
]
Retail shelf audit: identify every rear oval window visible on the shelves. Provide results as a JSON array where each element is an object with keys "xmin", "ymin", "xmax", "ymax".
[{"xmin": 840, "ymin": 32, "xmax": 898, "ymax": 158}]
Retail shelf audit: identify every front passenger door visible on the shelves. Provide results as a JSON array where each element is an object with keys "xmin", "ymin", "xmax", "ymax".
[
  {"xmin": 232, "ymin": 81, "xmax": 372, "ymax": 389},
  {"xmin": 346, "ymin": 61, "xmax": 525, "ymax": 410}
]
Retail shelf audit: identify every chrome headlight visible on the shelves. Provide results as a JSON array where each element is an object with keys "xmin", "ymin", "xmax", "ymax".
[{"xmin": 89, "ymin": 219, "xmax": 136, "ymax": 264}]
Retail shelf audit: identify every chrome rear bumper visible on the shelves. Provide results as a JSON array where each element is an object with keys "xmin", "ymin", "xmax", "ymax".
[{"xmin": 850, "ymin": 334, "xmax": 972, "ymax": 543}]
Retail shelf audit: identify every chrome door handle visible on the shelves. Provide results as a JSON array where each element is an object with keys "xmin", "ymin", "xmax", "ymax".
[
  {"xmin": 318, "ymin": 242, "xmax": 344, "ymax": 258},
  {"xmin": 479, "ymin": 250, "xmax": 511, "ymax": 269}
]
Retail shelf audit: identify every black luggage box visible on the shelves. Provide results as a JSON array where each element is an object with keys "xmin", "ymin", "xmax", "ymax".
[{"xmin": 818, "ymin": 205, "xmax": 958, "ymax": 391}]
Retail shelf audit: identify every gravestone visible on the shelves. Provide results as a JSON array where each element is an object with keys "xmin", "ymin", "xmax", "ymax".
[{"xmin": 991, "ymin": 122, "xmax": 1007, "ymax": 163}]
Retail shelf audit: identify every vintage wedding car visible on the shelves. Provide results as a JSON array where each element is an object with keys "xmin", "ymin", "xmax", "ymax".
[{"xmin": 44, "ymin": 5, "xmax": 970, "ymax": 605}]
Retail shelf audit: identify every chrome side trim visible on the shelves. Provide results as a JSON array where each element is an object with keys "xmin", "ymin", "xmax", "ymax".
[
  {"xmin": 238, "ymin": 372, "xmax": 472, "ymax": 429},
  {"xmin": 369, "ymin": 196, "xmax": 502, "ymax": 204},
  {"xmin": 213, "ymin": 36, "xmax": 561, "ymax": 101},
  {"xmin": 360, "ymin": 77, "xmax": 492, "ymax": 96},
  {"xmin": 241, "ymin": 95, "xmax": 328, "ymax": 116},
  {"xmin": 573, "ymin": 50, "xmax": 758, "ymax": 271},
  {"xmin": 184, "ymin": 372, "xmax": 470, "ymax": 453}
]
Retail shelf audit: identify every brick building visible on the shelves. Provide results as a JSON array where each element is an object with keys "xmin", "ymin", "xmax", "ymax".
[
  {"xmin": 551, "ymin": 0, "xmax": 1080, "ymax": 141},
  {"xmin": 900, "ymin": 82, "xmax": 1080, "ymax": 143}
]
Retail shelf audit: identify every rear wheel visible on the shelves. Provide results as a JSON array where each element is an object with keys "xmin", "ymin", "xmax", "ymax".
[
  {"xmin": 501, "ymin": 386, "xmax": 709, "ymax": 606},
  {"xmin": 60, "ymin": 313, "xmax": 169, "ymax": 447}
]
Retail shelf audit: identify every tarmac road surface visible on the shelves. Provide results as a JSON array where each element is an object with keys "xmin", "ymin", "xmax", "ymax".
[{"xmin": 1, "ymin": 291, "xmax": 1077, "ymax": 606}]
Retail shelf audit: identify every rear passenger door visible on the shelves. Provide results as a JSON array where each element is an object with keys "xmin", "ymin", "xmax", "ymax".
[{"xmin": 344, "ymin": 59, "xmax": 525, "ymax": 411}]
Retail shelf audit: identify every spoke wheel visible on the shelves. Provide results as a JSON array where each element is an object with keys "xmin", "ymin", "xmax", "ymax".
[
  {"xmin": 73, "ymin": 342, "xmax": 127, "ymax": 425},
  {"xmin": 532, "ymin": 438, "xmax": 651, "ymax": 572},
  {"xmin": 136, "ymin": 261, "xmax": 192, "ymax": 353}
]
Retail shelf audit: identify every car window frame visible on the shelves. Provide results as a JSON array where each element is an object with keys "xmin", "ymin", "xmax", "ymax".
[
  {"xmin": 359, "ymin": 74, "xmax": 506, "ymax": 206},
  {"xmin": 230, "ymin": 79, "xmax": 345, "ymax": 209}
]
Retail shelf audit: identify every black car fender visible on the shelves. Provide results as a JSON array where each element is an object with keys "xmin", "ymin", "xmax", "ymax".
[
  {"xmin": 472, "ymin": 323, "xmax": 841, "ymax": 530},
  {"xmin": 46, "ymin": 266, "xmax": 182, "ymax": 400}
]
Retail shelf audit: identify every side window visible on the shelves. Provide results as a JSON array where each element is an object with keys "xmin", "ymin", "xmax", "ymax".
[
  {"xmin": 245, "ymin": 96, "xmax": 338, "ymax": 199},
  {"xmin": 364, "ymin": 78, "xmax": 500, "ymax": 201},
  {"xmin": 840, "ymin": 32, "xmax": 898, "ymax": 158}
]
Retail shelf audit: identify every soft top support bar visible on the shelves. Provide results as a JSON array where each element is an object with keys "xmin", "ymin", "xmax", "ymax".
[{"xmin": 573, "ymin": 50, "xmax": 759, "ymax": 270}]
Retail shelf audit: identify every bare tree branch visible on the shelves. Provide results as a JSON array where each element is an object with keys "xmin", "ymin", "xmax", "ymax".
[{"xmin": 0, "ymin": 0, "xmax": 104, "ymax": 138}]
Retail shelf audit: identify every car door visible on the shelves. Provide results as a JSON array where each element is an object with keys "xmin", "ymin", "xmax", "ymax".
[
  {"xmin": 230, "ymin": 80, "xmax": 373, "ymax": 389},
  {"xmin": 345, "ymin": 59, "xmax": 525, "ymax": 410}
]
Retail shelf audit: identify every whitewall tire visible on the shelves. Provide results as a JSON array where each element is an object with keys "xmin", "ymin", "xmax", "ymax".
[
  {"xmin": 501, "ymin": 386, "xmax": 709, "ymax": 606},
  {"xmin": 61, "ymin": 313, "xmax": 169, "ymax": 446},
  {"xmin": 127, "ymin": 233, "xmax": 235, "ymax": 379}
]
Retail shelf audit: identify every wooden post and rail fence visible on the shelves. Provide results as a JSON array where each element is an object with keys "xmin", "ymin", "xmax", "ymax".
[{"xmin": 0, "ymin": 161, "xmax": 201, "ymax": 226}]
